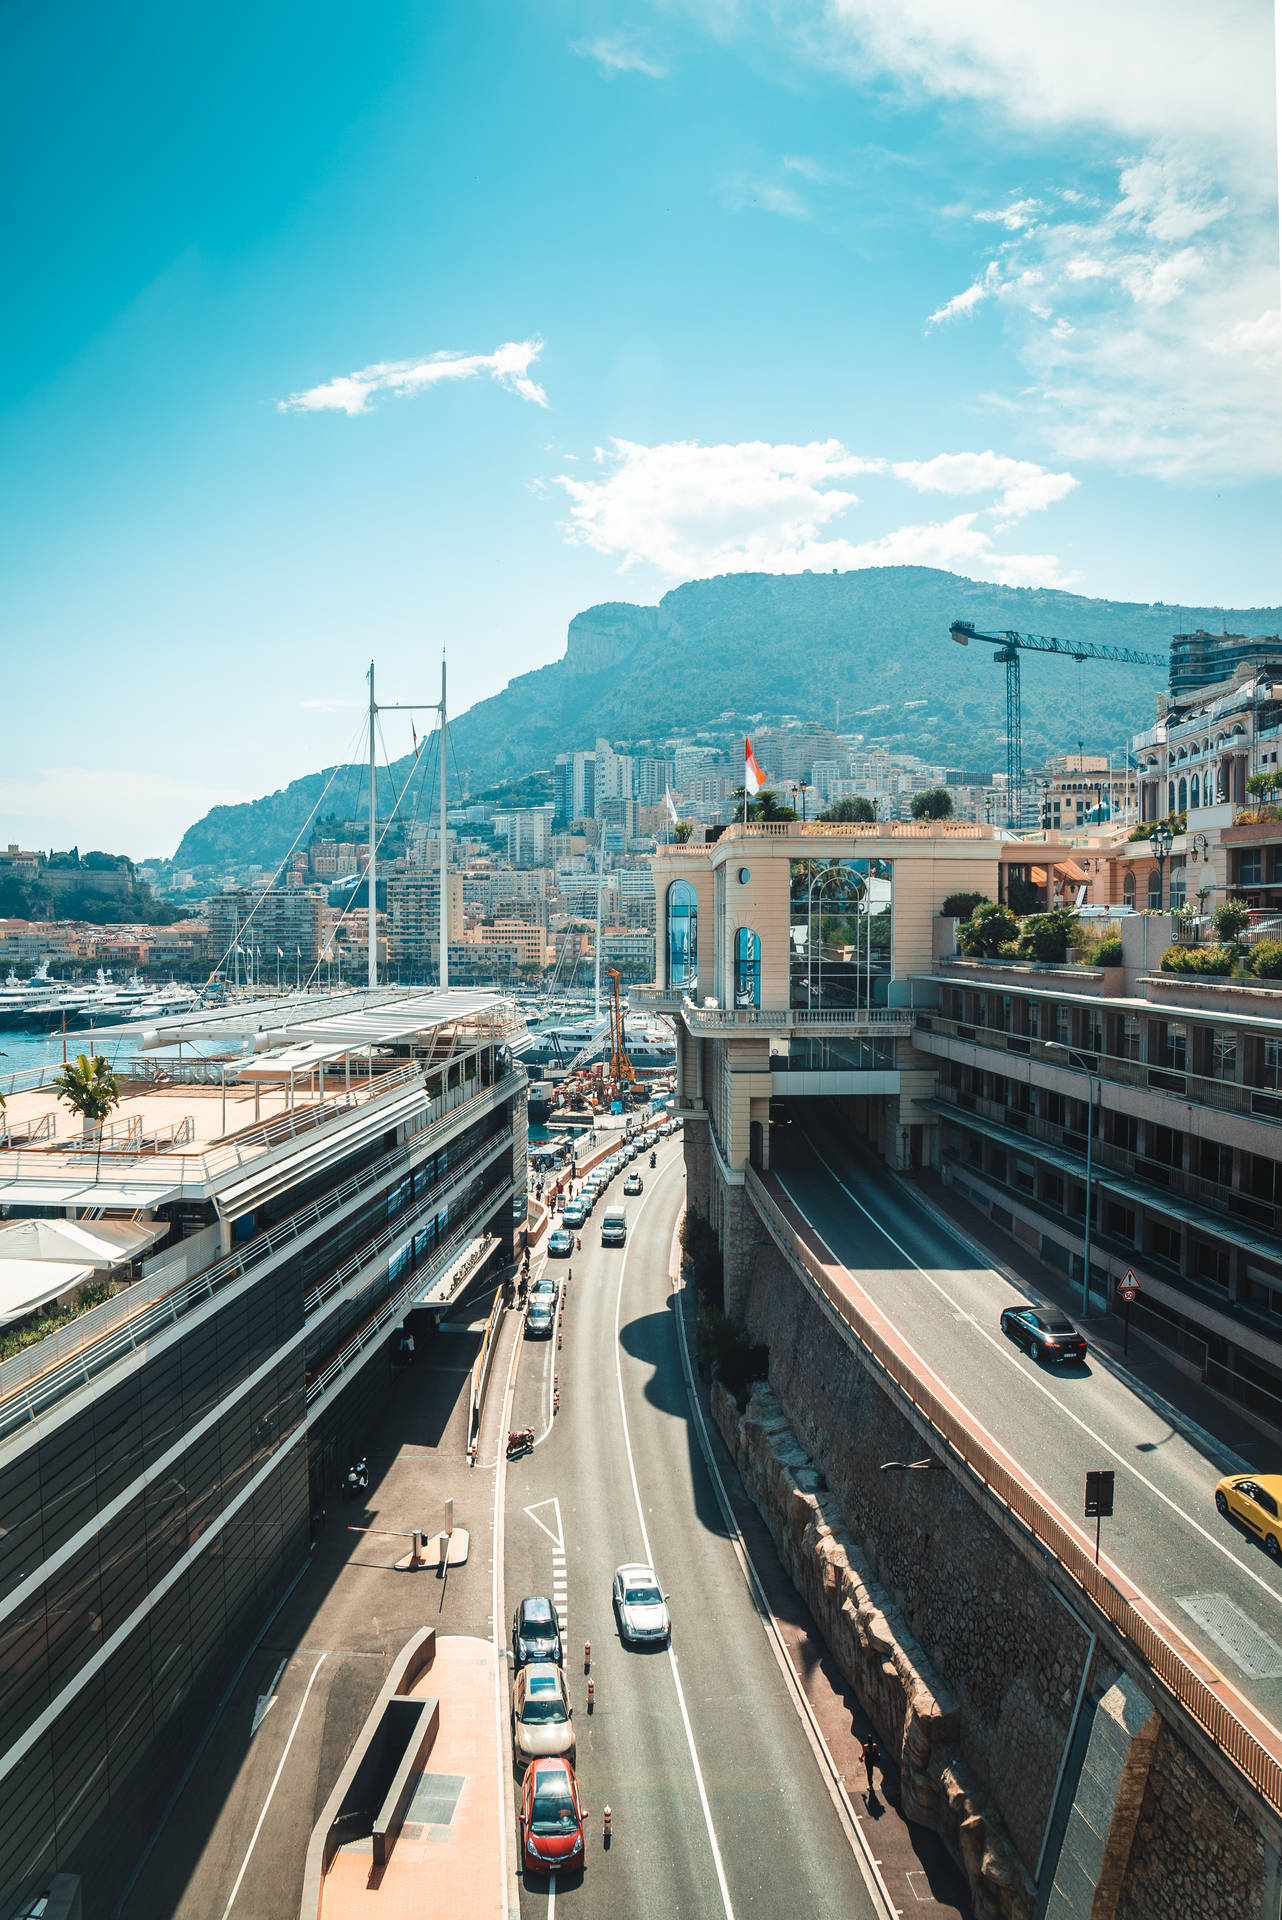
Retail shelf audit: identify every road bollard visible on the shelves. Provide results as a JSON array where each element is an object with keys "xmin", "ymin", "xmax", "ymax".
[
  {"xmin": 602, "ymin": 1805, "xmax": 612, "ymax": 1846},
  {"xmin": 586, "ymin": 1678, "xmax": 595, "ymax": 1711},
  {"xmin": 584, "ymin": 1640, "xmax": 591, "ymax": 1670}
]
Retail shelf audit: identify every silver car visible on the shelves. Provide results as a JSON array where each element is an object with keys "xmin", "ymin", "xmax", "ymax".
[
  {"xmin": 512, "ymin": 1661, "xmax": 575, "ymax": 1768},
  {"xmin": 613, "ymin": 1562, "xmax": 670, "ymax": 1646}
]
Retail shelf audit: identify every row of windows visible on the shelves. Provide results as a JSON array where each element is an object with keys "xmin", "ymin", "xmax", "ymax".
[
  {"xmin": 0, "ymin": 1449, "xmax": 309, "ymax": 1901},
  {"xmin": 943, "ymin": 987, "xmax": 1282, "ymax": 1088},
  {"xmin": 0, "ymin": 1357, "xmax": 304, "ymax": 1752}
]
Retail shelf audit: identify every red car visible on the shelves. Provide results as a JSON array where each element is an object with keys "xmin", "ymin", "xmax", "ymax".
[{"xmin": 520, "ymin": 1755, "xmax": 586, "ymax": 1875}]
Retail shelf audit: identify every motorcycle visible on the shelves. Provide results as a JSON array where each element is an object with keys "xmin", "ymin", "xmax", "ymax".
[
  {"xmin": 649, "ymin": 1152, "xmax": 656, "ymax": 1168},
  {"xmin": 343, "ymin": 1455, "xmax": 369, "ymax": 1497},
  {"xmin": 506, "ymin": 1427, "xmax": 535, "ymax": 1459}
]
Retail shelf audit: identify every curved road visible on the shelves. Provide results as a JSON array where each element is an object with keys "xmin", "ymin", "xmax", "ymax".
[
  {"xmin": 772, "ymin": 1117, "xmax": 1282, "ymax": 1735},
  {"xmin": 502, "ymin": 1137, "xmax": 883, "ymax": 1920}
]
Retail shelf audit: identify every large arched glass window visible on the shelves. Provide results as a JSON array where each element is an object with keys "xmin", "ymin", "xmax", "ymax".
[
  {"xmin": 733, "ymin": 928, "xmax": 761, "ymax": 1008},
  {"xmin": 1178, "ymin": 777, "xmax": 1188, "ymax": 813},
  {"xmin": 667, "ymin": 881, "xmax": 698, "ymax": 990},
  {"xmin": 1190, "ymin": 773, "xmax": 1200, "ymax": 809}
]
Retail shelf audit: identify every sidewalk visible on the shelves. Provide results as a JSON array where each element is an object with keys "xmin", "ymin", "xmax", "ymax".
[{"xmin": 907, "ymin": 1168, "xmax": 1271, "ymax": 1471}]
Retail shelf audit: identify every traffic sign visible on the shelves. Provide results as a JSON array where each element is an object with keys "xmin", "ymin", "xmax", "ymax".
[
  {"xmin": 1118, "ymin": 1267, "xmax": 1140, "ymax": 1304},
  {"xmin": 1084, "ymin": 1470, "xmax": 1115, "ymax": 1520}
]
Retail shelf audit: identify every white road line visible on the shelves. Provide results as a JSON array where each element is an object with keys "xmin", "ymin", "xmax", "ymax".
[
  {"xmin": 780, "ymin": 1147, "xmax": 1282, "ymax": 1633},
  {"xmin": 524, "ymin": 1499, "xmax": 565, "ymax": 1552},
  {"xmin": 219, "ymin": 1652, "xmax": 327, "ymax": 1920},
  {"xmin": 614, "ymin": 1163, "xmax": 738, "ymax": 1920},
  {"xmin": 666, "ymin": 1213, "xmax": 899, "ymax": 1920}
]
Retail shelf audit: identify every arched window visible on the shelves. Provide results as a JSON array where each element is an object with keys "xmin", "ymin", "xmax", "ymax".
[
  {"xmin": 733, "ymin": 928, "xmax": 761, "ymax": 1008},
  {"xmin": 1190, "ymin": 773, "xmax": 1200, "ymax": 809},
  {"xmin": 1178, "ymin": 778, "xmax": 1187, "ymax": 812},
  {"xmin": 1168, "ymin": 781, "xmax": 1177, "ymax": 814},
  {"xmin": 1123, "ymin": 871, "xmax": 1136, "ymax": 908},
  {"xmin": 666, "ymin": 881, "xmax": 697, "ymax": 990}
]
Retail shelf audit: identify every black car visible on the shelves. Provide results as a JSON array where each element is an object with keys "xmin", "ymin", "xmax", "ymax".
[
  {"xmin": 513, "ymin": 1594, "xmax": 563, "ymax": 1668},
  {"xmin": 999, "ymin": 1305, "xmax": 1087, "ymax": 1365},
  {"xmin": 526, "ymin": 1300, "xmax": 555, "ymax": 1339}
]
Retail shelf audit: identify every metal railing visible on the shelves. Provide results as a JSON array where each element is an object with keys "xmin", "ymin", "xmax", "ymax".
[
  {"xmin": 305, "ymin": 1197, "xmax": 505, "ymax": 1406},
  {"xmin": 747, "ymin": 1165, "xmax": 1282, "ymax": 1813},
  {"xmin": 917, "ymin": 1013, "xmax": 1282, "ymax": 1128},
  {"xmin": 683, "ymin": 1005, "xmax": 911, "ymax": 1032},
  {"xmin": 0, "ymin": 1077, "xmax": 506, "ymax": 1436},
  {"xmin": 719, "ymin": 820, "xmax": 987, "ymax": 840}
]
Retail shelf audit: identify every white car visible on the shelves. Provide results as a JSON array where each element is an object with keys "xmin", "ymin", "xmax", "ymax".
[{"xmin": 613, "ymin": 1562, "xmax": 670, "ymax": 1646}]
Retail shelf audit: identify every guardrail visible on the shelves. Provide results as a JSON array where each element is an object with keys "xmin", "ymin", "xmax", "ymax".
[
  {"xmin": 683, "ymin": 1006, "xmax": 911, "ymax": 1032},
  {"xmin": 719, "ymin": 820, "xmax": 988, "ymax": 840},
  {"xmin": 467, "ymin": 1284, "xmax": 507, "ymax": 1456},
  {"xmin": 746, "ymin": 1163, "xmax": 1282, "ymax": 1814},
  {"xmin": 0, "ymin": 1079, "xmax": 509, "ymax": 1438}
]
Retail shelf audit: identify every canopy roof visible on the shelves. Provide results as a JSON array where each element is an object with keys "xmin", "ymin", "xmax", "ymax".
[
  {"xmin": 0, "ymin": 1259, "xmax": 95, "ymax": 1329},
  {"xmin": 0, "ymin": 1216, "xmax": 165, "ymax": 1268}
]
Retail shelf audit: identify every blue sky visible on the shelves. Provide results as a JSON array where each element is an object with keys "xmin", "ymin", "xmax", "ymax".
[{"xmin": 2, "ymin": 0, "xmax": 1278, "ymax": 854}]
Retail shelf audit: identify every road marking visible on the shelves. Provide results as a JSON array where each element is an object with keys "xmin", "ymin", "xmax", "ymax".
[
  {"xmin": 219, "ymin": 1652, "xmax": 327, "ymax": 1920},
  {"xmin": 614, "ymin": 1163, "xmax": 737, "ymax": 1920},
  {"xmin": 547, "ymin": 1873, "xmax": 556, "ymax": 1914},
  {"xmin": 524, "ymin": 1498, "xmax": 565, "ymax": 1552},
  {"xmin": 779, "ymin": 1148, "xmax": 1282, "ymax": 1644},
  {"xmin": 667, "ymin": 1215, "xmax": 899, "ymax": 1920},
  {"xmin": 250, "ymin": 1654, "xmax": 288, "ymax": 1736}
]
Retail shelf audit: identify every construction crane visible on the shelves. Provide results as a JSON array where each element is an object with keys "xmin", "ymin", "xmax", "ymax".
[
  {"xmin": 606, "ymin": 968, "xmax": 635, "ymax": 1100},
  {"xmin": 949, "ymin": 621, "xmax": 1166, "ymax": 827}
]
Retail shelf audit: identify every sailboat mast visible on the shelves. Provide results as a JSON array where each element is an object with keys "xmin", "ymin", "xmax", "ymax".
[
  {"xmin": 368, "ymin": 659, "xmax": 378, "ymax": 992},
  {"xmin": 439, "ymin": 653, "xmax": 449, "ymax": 991}
]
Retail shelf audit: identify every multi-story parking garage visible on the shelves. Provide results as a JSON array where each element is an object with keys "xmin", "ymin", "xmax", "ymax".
[{"xmin": 0, "ymin": 990, "xmax": 523, "ymax": 1914}]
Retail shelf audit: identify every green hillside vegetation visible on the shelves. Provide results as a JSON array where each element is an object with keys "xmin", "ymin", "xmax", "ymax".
[{"xmin": 174, "ymin": 566, "xmax": 1282, "ymax": 871}]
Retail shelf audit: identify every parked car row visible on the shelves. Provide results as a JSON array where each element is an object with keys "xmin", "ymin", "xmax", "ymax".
[{"xmin": 512, "ymin": 1563, "xmax": 671, "ymax": 1875}]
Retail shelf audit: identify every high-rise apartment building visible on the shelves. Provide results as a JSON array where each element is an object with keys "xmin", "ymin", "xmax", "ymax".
[
  {"xmin": 553, "ymin": 751, "xmax": 597, "ymax": 828},
  {"xmin": 206, "ymin": 887, "xmax": 325, "ymax": 974},
  {"xmin": 385, "ymin": 872, "xmax": 466, "ymax": 980}
]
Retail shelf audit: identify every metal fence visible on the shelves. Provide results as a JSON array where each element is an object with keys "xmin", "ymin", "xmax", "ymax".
[{"xmin": 745, "ymin": 1164, "xmax": 1282, "ymax": 1813}]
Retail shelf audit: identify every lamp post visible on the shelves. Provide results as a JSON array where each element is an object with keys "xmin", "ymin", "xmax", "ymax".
[
  {"xmin": 1150, "ymin": 819, "xmax": 1173, "ymax": 912},
  {"xmin": 1047, "ymin": 1041, "xmax": 1099, "ymax": 1316},
  {"xmin": 800, "ymin": 780, "xmax": 810, "ymax": 823}
]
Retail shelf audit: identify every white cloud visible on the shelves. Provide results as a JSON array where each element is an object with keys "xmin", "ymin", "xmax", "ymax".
[
  {"xmin": 688, "ymin": 1, "xmax": 1281, "ymax": 479},
  {"xmin": 572, "ymin": 36, "xmax": 666, "ymax": 78},
  {"xmin": 552, "ymin": 437, "xmax": 1073, "ymax": 587},
  {"xmin": 279, "ymin": 340, "xmax": 548, "ymax": 415},
  {"xmin": 783, "ymin": 154, "xmax": 843, "ymax": 185},
  {"xmin": 892, "ymin": 450, "xmax": 1078, "ymax": 527},
  {"xmin": 724, "ymin": 174, "xmax": 811, "ymax": 220}
]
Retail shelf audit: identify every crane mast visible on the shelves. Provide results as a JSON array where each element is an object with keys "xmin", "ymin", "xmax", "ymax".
[{"xmin": 949, "ymin": 621, "xmax": 1166, "ymax": 827}]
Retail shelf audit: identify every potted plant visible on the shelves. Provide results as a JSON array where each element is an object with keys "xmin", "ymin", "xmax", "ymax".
[{"xmin": 53, "ymin": 1053, "xmax": 121, "ymax": 1141}]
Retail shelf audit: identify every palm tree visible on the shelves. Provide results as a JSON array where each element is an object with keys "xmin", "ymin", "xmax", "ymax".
[{"xmin": 54, "ymin": 1053, "xmax": 121, "ymax": 1139}]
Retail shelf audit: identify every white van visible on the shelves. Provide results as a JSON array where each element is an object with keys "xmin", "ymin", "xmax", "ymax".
[{"xmin": 601, "ymin": 1205, "xmax": 627, "ymax": 1248}]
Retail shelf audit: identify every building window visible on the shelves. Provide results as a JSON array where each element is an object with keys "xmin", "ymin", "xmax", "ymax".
[
  {"xmin": 666, "ymin": 881, "xmax": 698, "ymax": 990},
  {"xmin": 1053, "ymin": 1003, "xmax": 1070, "ymax": 1044},
  {"xmin": 1249, "ymin": 1154, "xmax": 1282, "ymax": 1203},
  {"xmin": 1192, "ymin": 1240, "xmax": 1231, "ymax": 1293},
  {"xmin": 1144, "ymin": 1218, "xmax": 1182, "ymax": 1267},
  {"xmin": 789, "ymin": 857, "xmax": 893, "ymax": 1010},
  {"xmin": 1112, "ymin": 1013, "xmax": 1141, "ymax": 1061},
  {"xmin": 1198, "ymin": 1140, "xmax": 1234, "ymax": 1187},
  {"xmin": 1150, "ymin": 1020, "xmax": 1187, "ymax": 1070},
  {"xmin": 1103, "ymin": 1199, "xmax": 1136, "ymax": 1243},
  {"xmin": 732, "ymin": 927, "xmax": 761, "ymax": 1008},
  {"xmin": 1123, "ymin": 871, "xmax": 1136, "ymax": 908},
  {"xmin": 1191, "ymin": 773, "xmax": 1200, "ymax": 808},
  {"xmin": 1209, "ymin": 1030, "xmax": 1237, "ymax": 1081},
  {"xmin": 1178, "ymin": 778, "xmax": 1188, "ymax": 812},
  {"xmin": 1106, "ymin": 1111, "xmax": 1139, "ymax": 1153},
  {"xmin": 1148, "ymin": 869, "xmax": 1163, "ymax": 910},
  {"xmin": 1238, "ymin": 852, "xmax": 1264, "ymax": 886},
  {"xmin": 1146, "ymin": 1123, "xmax": 1184, "ymax": 1168}
]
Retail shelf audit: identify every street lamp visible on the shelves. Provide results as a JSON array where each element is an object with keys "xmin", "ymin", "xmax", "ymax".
[
  {"xmin": 1046, "ymin": 1041, "xmax": 1100, "ymax": 1316},
  {"xmin": 800, "ymin": 780, "xmax": 809, "ymax": 823},
  {"xmin": 1150, "ymin": 819, "xmax": 1173, "ymax": 911}
]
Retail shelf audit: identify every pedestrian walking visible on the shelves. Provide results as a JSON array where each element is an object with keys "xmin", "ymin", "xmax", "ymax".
[{"xmin": 860, "ymin": 1735, "xmax": 881, "ymax": 1795}]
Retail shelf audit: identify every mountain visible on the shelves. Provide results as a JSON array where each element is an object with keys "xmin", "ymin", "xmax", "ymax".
[{"xmin": 174, "ymin": 566, "xmax": 1282, "ymax": 869}]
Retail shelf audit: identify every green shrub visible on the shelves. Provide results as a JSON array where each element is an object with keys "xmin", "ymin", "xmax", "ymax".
[
  {"xmin": 1248, "ymin": 939, "xmax": 1282, "ymax": 981},
  {"xmin": 1016, "ymin": 908, "xmax": 1081, "ymax": 963},
  {"xmin": 956, "ymin": 901, "xmax": 1018, "ymax": 957},
  {"xmin": 1159, "ymin": 943, "xmax": 1236, "ymax": 975},
  {"xmin": 694, "ymin": 1306, "xmax": 769, "ymax": 1407},
  {"xmin": 0, "ymin": 1281, "xmax": 115, "ymax": 1365},
  {"xmin": 680, "ymin": 1209, "xmax": 723, "ymax": 1308},
  {"xmin": 1092, "ymin": 936, "xmax": 1123, "ymax": 966},
  {"xmin": 1212, "ymin": 901, "xmax": 1250, "ymax": 939},
  {"xmin": 940, "ymin": 891, "xmax": 989, "ymax": 919}
]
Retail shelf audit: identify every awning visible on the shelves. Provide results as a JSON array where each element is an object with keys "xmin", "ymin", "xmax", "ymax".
[
  {"xmin": 0, "ymin": 1177, "xmax": 185, "ymax": 1210},
  {"xmin": 0, "ymin": 1216, "xmax": 165, "ymax": 1268},
  {"xmin": 213, "ymin": 1085, "xmax": 428, "ymax": 1220},
  {"xmin": 235, "ymin": 1041, "xmax": 374, "ymax": 1082},
  {"xmin": 0, "ymin": 1259, "xmax": 96, "ymax": 1330},
  {"xmin": 1030, "ymin": 867, "xmax": 1047, "ymax": 883},
  {"xmin": 1055, "ymin": 858, "xmax": 1089, "ymax": 881}
]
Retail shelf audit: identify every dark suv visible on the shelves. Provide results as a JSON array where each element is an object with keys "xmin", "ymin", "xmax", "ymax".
[{"xmin": 513, "ymin": 1594, "xmax": 563, "ymax": 1669}]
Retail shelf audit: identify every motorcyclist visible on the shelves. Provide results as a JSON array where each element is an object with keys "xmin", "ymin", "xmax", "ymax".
[{"xmin": 649, "ymin": 1151, "xmax": 656, "ymax": 1168}]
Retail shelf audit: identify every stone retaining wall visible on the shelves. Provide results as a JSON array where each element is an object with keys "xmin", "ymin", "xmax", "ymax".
[{"xmin": 712, "ymin": 1377, "xmax": 1034, "ymax": 1920}]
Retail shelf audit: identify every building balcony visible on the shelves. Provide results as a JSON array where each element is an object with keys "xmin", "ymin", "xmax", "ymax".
[
  {"xmin": 682, "ymin": 1005, "xmax": 913, "ymax": 1036},
  {"xmin": 631, "ymin": 985, "xmax": 688, "ymax": 1011}
]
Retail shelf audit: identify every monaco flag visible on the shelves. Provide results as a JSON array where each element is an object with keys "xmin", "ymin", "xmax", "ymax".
[{"xmin": 744, "ymin": 738, "xmax": 765, "ymax": 796}]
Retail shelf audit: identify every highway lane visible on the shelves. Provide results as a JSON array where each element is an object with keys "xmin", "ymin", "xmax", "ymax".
[
  {"xmin": 772, "ymin": 1118, "xmax": 1282, "ymax": 1731},
  {"xmin": 503, "ymin": 1136, "xmax": 881, "ymax": 1920}
]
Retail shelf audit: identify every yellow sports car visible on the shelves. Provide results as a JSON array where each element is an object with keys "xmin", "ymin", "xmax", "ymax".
[{"xmin": 1214, "ymin": 1474, "xmax": 1282, "ymax": 1561}]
